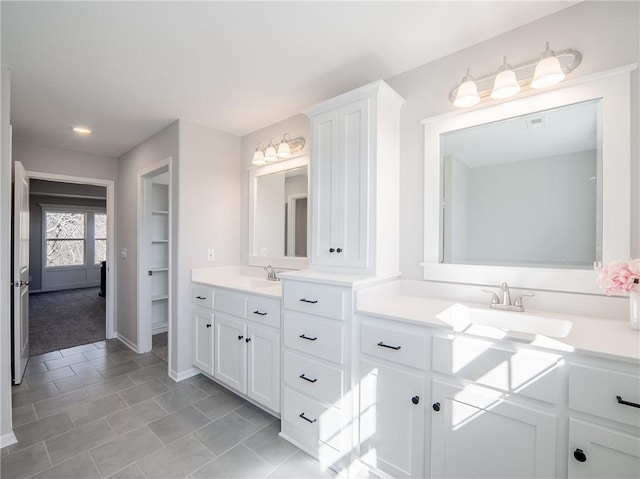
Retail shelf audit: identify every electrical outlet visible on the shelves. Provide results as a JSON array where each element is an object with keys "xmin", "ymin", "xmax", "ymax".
[
  {"xmin": 207, "ymin": 249, "xmax": 215, "ymax": 261},
  {"xmin": 260, "ymin": 247, "xmax": 267, "ymax": 256}
]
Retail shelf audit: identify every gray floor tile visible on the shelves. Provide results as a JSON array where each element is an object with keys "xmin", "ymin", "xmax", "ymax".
[
  {"xmin": 98, "ymin": 360, "xmax": 143, "ymax": 379},
  {"xmin": 118, "ymin": 378, "xmax": 170, "ymax": 406},
  {"xmin": 194, "ymin": 412, "xmax": 259, "ymax": 456},
  {"xmin": 138, "ymin": 435, "xmax": 215, "ymax": 478},
  {"xmin": 235, "ymin": 403, "xmax": 277, "ymax": 429},
  {"xmin": 33, "ymin": 452, "xmax": 101, "ymax": 478},
  {"xmin": 192, "ymin": 444, "xmax": 273, "ymax": 479},
  {"xmin": 148, "ymin": 405, "xmax": 211, "ymax": 445},
  {"xmin": 134, "ymin": 353, "xmax": 164, "ymax": 368},
  {"xmin": 85, "ymin": 374, "xmax": 135, "ymax": 398},
  {"xmin": 100, "ymin": 340, "xmax": 129, "ymax": 352},
  {"xmin": 266, "ymin": 451, "xmax": 335, "ymax": 479},
  {"xmin": 243, "ymin": 421, "xmax": 298, "ymax": 467},
  {"xmin": 33, "ymin": 388, "xmax": 88, "ymax": 418},
  {"xmin": 11, "ymin": 412, "xmax": 74, "ymax": 452},
  {"xmin": 67, "ymin": 393, "xmax": 128, "ymax": 427},
  {"xmin": 12, "ymin": 403, "xmax": 36, "ymax": 428},
  {"xmin": 82, "ymin": 347, "xmax": 110, "ymax": 360},
  {"xmin": 0, "ymin": 442, "xmax": 51, "ymax": 479},
  {"xmin": 106, "ymin": 399, "xmax": 167, "ymax": 435},
  {"xmin": 153, "ymin": 383, "xmax": 208, "ymax": 413},
  {"xmin": 59, "ymin": 343, "xmax": 98, "ymax": 357},
  {"xmin": 11, "ymin": 378, "xmax": 30, "ymax": 393},
  {"xmin": 12, "ymin": 382, "xmax": 60, "ymax": 408},
  {"xmin": 126, "ymin": 363, "xmax": 168, "ymax": 384},
  {"xmin": 45, "ymin": 418, "xmax": 116, "ymax": 465},
  {"xmin": 45, "ymin": 353, "xmax": 88, "ymax": 371},
  {"xmin": 70, "ymin": 356, "xmax": 113, "ymax": 374},
  {"xmin": 24, "ymin": 361, "xmax": 48, "ymax": 376},
  {"xmin": 189, "ymin": 375, "xmax": 224, "ymax": 395},
  {"xmin": 29, "ymin": 350, "xmax": 63, "ymax": 364},
  {"xmin": 107, "ymin": 349, "xmax": 141, "ymax": 364},
  {"xmin": 23, "ymin": 366, "xmax": 77, "ymax": 386},
  {"xmin": 106, "ymin": 463, "xmax": 146, "ymax": 479},
  {"xmin": 54, "ymin": 369, "xmax": 103, "ymax": 393},
  {"xmin": 193, "ymin": 389, "xmax": 247, "ymax": 420},
  {"xmin": 89, "ymin": 426, "xmax": 162, "ymax": 477}
]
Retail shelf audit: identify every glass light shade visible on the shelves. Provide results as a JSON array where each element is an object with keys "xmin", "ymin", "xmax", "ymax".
[
  {"xmin": 491, "ymin": 58, "xmax": 520, "ymax": 99},
  {"xmin": 264, "ymin": 144, "xmax": 278, "ymax": 162},
  {"xmin": 531, "ymin": 43, "xmax": 565, "ymax": 89},
  {"xmin": 252, "ymin": 148, "xmax": 266, "ymax": 165},
  {"xmin": 277, "ymin": 140, "xmax": 291, "ymax": 159},
  {"xmin": 454, "ymin": 79, "xmax": 480, "ymax": 108}
]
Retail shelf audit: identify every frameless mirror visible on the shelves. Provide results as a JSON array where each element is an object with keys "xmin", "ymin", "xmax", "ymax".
[
  {"xmin": 248, "ymin": 156, "xmax": 309, "ymax": 269},
  {"xmin": 441, "ymin": 99, "xmax": 602, "ymax": 269}
]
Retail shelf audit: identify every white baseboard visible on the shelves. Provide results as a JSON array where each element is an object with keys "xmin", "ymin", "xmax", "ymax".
[
  {"xmin": 152, "ymin": 325, "xmax": 168, "ymax": 335},
  {"xmin": 169, "ymin": 367, "xmax": 200, "ymax": 383},
  {"xmin": 0, "ymin": 431, "xmax": 17, "ymax": 448},
  {"xmin": 115, "ymin": 333, "xmax": 138, "ymax": 353}
]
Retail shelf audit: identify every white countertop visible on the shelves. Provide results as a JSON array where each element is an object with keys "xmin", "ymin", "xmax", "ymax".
[
  {"xmin": 192, "ymin": 267, "xmax": 282, "ymax": 298},
  {"xmin": 356, "ymin": 280, "xmax": 640, "ymax": 363}
]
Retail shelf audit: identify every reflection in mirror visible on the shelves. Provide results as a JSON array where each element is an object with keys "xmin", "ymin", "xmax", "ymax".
[
  {"xmin": 255, "ymin": 166, "xmax": 308, "ymax": 258},
  {"xmin": 440, "ymin": 99, "xmax": 601, "ymax": 269}
]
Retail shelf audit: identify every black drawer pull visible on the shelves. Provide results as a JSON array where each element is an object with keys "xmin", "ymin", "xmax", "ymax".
[
  {"xmin": 238, "ymin": 335, "xmax": 244, "ymax": 341},
  {"xmin": 206, "ymin": 324, "xmax": 211, "ymax": 328},
  {"xmin": 377, "ymin": 341, "xmax": 401, "ymax": 351},
  {"xmin": 300, "ymin": 298, "xmax": 318, "ymax": 304},
  {"xmin": 299, "ymin": 334, "xmax": 318, "ymax": 341},
  {"xmin": 433, "ymin": 402, "xmax": 441, "ymax": 412},
  {"xmin": 196, "ymin": 296, "xmax": 206, "ymax": 300},
  {"xmin": 253, "ymin": 310, "xmax": 267, "ymax": 316},
  {"xmin": 245, "ymin": 337, "xmax": 251, "ymax": 343},
  {"xmin": 616, "ymin": 395, "xmax": 640, "ymax": 408},
  {"xmin": 299, "ymin": 412, "xmax": 317, "ymax": 424},
  {"xmin": 573, "ymin": 448, "xmax": 587, "ymax": 463},
  {"xmin": 299, "ymin": 373, "xmax": 317, "ymax": 383}
]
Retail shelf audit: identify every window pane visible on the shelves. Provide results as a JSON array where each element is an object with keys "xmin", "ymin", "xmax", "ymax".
[
  {"xmin": 46, "ymin": 212, "xmax": 85, "ymax": 239},
  {"xmin": 46, "ymin": 240, "xmax": 84, "ymax": 266},
  {"xmin": 95, "ymin": 239, "xmax": 106, "ymax": 264},
  {"xmin": 95, "ymin": 214, "xmax": 107, "ymax": 239}
]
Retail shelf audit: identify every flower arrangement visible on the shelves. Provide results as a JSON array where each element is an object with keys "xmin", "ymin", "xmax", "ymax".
[{"xmin": 597, "ymin": 259, "xmax": 640, "ymax": 295}]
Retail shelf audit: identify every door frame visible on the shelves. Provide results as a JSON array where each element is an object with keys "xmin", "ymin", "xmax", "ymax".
[
  {"xmin": 25, "ymin": 169, "xmax": 116, "ymax": 339},
  {"xmin": 136, "ymin": 158, "xmax": 171, "ymax": 358}
]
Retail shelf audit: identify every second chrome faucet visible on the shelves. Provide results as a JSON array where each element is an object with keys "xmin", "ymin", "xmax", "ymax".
[{"xmin": 482, "ymin": 282, "xmax": 534, "ymax": 312}]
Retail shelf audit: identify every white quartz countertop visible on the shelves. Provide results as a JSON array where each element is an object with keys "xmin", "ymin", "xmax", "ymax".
[
  {"xmin": 192, "ymin": 267, "xmax": 282, "ymax": 298},
  {"xmin": 356, "ymin": 281, "xmax": 640, "ymax": 363}
]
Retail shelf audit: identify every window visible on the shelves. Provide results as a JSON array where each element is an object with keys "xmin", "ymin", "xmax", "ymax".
[
  {"xmin": 94, "ymin": 213, "xmax": 107, "ymax": 264},
  {"xmin": 45, "ymin": 211, "xmax": 86, "ymax": 267}
]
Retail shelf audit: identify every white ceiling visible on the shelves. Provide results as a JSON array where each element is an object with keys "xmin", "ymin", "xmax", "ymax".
[{"xmin": 1, "ymin": 1, "xmax": 576, "ymax": 158}]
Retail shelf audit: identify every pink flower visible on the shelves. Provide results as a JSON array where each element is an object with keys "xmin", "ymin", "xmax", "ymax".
[{"xmin": 598, "ymin": 259, "xmax": 640, "ymax": 295}]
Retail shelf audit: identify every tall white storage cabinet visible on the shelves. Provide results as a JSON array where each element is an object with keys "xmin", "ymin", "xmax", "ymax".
[
  {"xmin": 150, "ymin": 182, "xmax": 169, "ymax": 334},
  {"xmin": 303, "ymin": 80, "xmax": 405, "ymax": 277}
]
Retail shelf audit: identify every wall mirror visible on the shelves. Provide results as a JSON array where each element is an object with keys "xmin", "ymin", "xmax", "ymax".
[
  {"xmin": 423, "ymin": 70, "xmax": 631, "ymax": 294},
  {"xmin": 248, "ymin": 156, "xmax": 309, "ymax": 269}
]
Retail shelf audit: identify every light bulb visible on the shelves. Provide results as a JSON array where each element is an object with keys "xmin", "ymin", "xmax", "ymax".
[{"xmin": 531, "ymin": 42, "xmax": 565, "ymax": 89}]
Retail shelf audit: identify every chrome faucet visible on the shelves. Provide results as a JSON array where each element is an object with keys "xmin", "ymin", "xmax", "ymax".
[
  {"xmin": 481, "ymin": 282, "xmax": 534, "ymax": 312},
  {"xmin": 264, "ymin": 264, "xmax": 279, "ymax": 281}
]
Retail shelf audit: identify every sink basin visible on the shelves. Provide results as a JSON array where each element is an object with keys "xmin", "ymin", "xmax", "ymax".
[
  {"xmin": 229, "ymin": 278, "xmax": 280, "ymax": 289},
  {"xmin": 437, "ymin": 303, "xmax": 573, "ymax": 338}
]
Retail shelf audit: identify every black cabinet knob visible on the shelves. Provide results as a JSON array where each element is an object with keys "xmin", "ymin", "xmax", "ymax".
[
  {"xmin": 573, "ymin": 448, "xmax": 587, "ymax": 463},
  {"xmin": 432, "ymin": 402, "xmax": 441, "ymax": 412},
  {"xmin": 245, "ymin": 337, "xmax": 251, "ymax": 343},
  {"xmin": 336, "ymin": 248, "xmax": 342, "ymax": 253},
  {"xmin": 411, "ymin": 396, "xmax": 420, "ymax": 405},
  {"xmin": 329, "ymin": 248, "xmax": 335, "ymax": 253},
  {"xmin": 237, "ymin": 335, "xmax": 244, "ymax": 341},
  {"xmin": 206, "ymin": 324, "xmax": 211, "ymax": 328}
]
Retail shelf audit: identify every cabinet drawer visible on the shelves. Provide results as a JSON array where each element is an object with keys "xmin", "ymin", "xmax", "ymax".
[
  {"xmin": 193, "ymin": 283, "xmax": 214, "ymax": 310},
  {"xmin": 283, "ymin": 312, "xmax": 344, "ymax": 364},
  {"xmin": 283, "ymin": 281, "xmax": 345, "ymax": 320},
  {"xmin": 433, "ymin": 336, "xmax": 561, "ymax": 404},
  {"xmin": 247, "ymin": 296, "xmax": 281, "ymax": 329},
  {"xmin": 360, "ymin": 322, "xmax": 427, "ymax": 370},
  {"xmin": 569, "ymin": 364, "xmax": 640, "ymax": 427},
  {"xmin": 215, "ymin": 289, "xmax": 247, "ymax": 318},
  {"xmin": 283, "ymin": 350, "xmax": 344, "ymax": 407},
  {"xmin": 282, "ymin": 387, "xmax": 346, "ymax": 452}
]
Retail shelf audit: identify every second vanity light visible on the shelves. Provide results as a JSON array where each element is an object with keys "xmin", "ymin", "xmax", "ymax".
[
  {"xmin": 252, "ymin": 133, "xmax": 306, "ymax": 165},
  {"xmin": 451, "ymin": 42, "xmax": 582, "ymax": 108}
]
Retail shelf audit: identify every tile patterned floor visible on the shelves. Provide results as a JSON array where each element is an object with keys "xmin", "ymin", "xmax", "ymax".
[{"xmin": 1, "ymin": 340, "xmax": 336, "ymax": 479}]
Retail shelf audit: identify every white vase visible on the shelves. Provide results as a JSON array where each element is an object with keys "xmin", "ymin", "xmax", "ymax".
[{"xmin": 630, "ymin": 286, "xmax": 640, "ymax": 331}]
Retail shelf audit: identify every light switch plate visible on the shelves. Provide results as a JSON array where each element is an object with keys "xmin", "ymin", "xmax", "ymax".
[{"xmin": 207, "ymin": 249, "xmax": 215, "ymax": 261}]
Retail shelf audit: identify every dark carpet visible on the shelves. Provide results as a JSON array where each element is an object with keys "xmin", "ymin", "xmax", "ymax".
[
  {"xmin": 29, "ymin": 287, "xmax": 106, "ymax": 356},
  {"xmin": 152, "ymin": 332, "xmax": 168, "ymax": 362}
]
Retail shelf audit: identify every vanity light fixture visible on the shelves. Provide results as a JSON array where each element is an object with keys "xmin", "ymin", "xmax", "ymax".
[
  {"xmin": 251, "ymin": 134, "xmax": 305, "ymax": 165},
  {"xmin": 450, "ymin": 42, "xmax": 581, "ymax": 108}
]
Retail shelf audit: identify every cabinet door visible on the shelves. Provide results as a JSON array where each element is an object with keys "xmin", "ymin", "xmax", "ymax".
[
  {"xmin": 569, "ymin": 419, "xmax": 640, "ymax": 478},
  {"xmin": 247, "ymin": 324, "xmax": 280, "ymax": 413},
  {"xmin": 193, "ymin": 308, "xmax": 214, "ymax": 375},
  {"xmin": 431, "ymin": 380, "xmax": 556, "ymax": 478},
  {"xmin": 359, "ymin": 359, "xmax": 425, "ymax": 478},
  {"xmin": 214, "ymin": 314, "xmax": 247, "ymax": 394}
]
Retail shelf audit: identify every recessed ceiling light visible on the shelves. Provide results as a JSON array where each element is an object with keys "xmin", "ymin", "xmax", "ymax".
[{"xmin": 72, "ymin": 126, "xmax": 92, "ymax": 135}]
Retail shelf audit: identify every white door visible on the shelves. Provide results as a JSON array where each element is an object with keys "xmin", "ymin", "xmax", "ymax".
[
  {"xmin": 193, "ymin": 308, "xmax": 214, "ymax": 375},
  {"xmin": 247, "ymin": 324, "xmax": 280, "ymax": 412},
  {"xmin": 359, "ymin": 359, "xmax": 426, "ymax": 478},
  {"xmin": 214, "ymin": 314, "xmax": 246, "ymax": 394},
  {"xmin": 431, "ymin": 380, "xmax": 556, "ymax": 478},
  {"xmin": 13, "ymin": 160, "xmax": 29, "ymax": 384}
]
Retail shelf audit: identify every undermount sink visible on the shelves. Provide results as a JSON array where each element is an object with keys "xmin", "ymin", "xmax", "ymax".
[
  {"xmin": 229, "ymin": 278, "xmax": 280, "ymax": 289},
  {"xmin": 437, "ymin": 303, "xmax": 573, "ymax": 338}
]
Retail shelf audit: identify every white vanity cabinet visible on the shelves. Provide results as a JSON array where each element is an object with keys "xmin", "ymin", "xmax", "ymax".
[
  {"xmin": 192, "ymin": 284, "xmax": 215, "ymax": 375},
  {"xmin": 304, "ymin": 80, "xmax": 404, "ymax": 276},
  {"xmin": 568, "ymin": 361, "xmax": 640, "ymax": 478}
]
